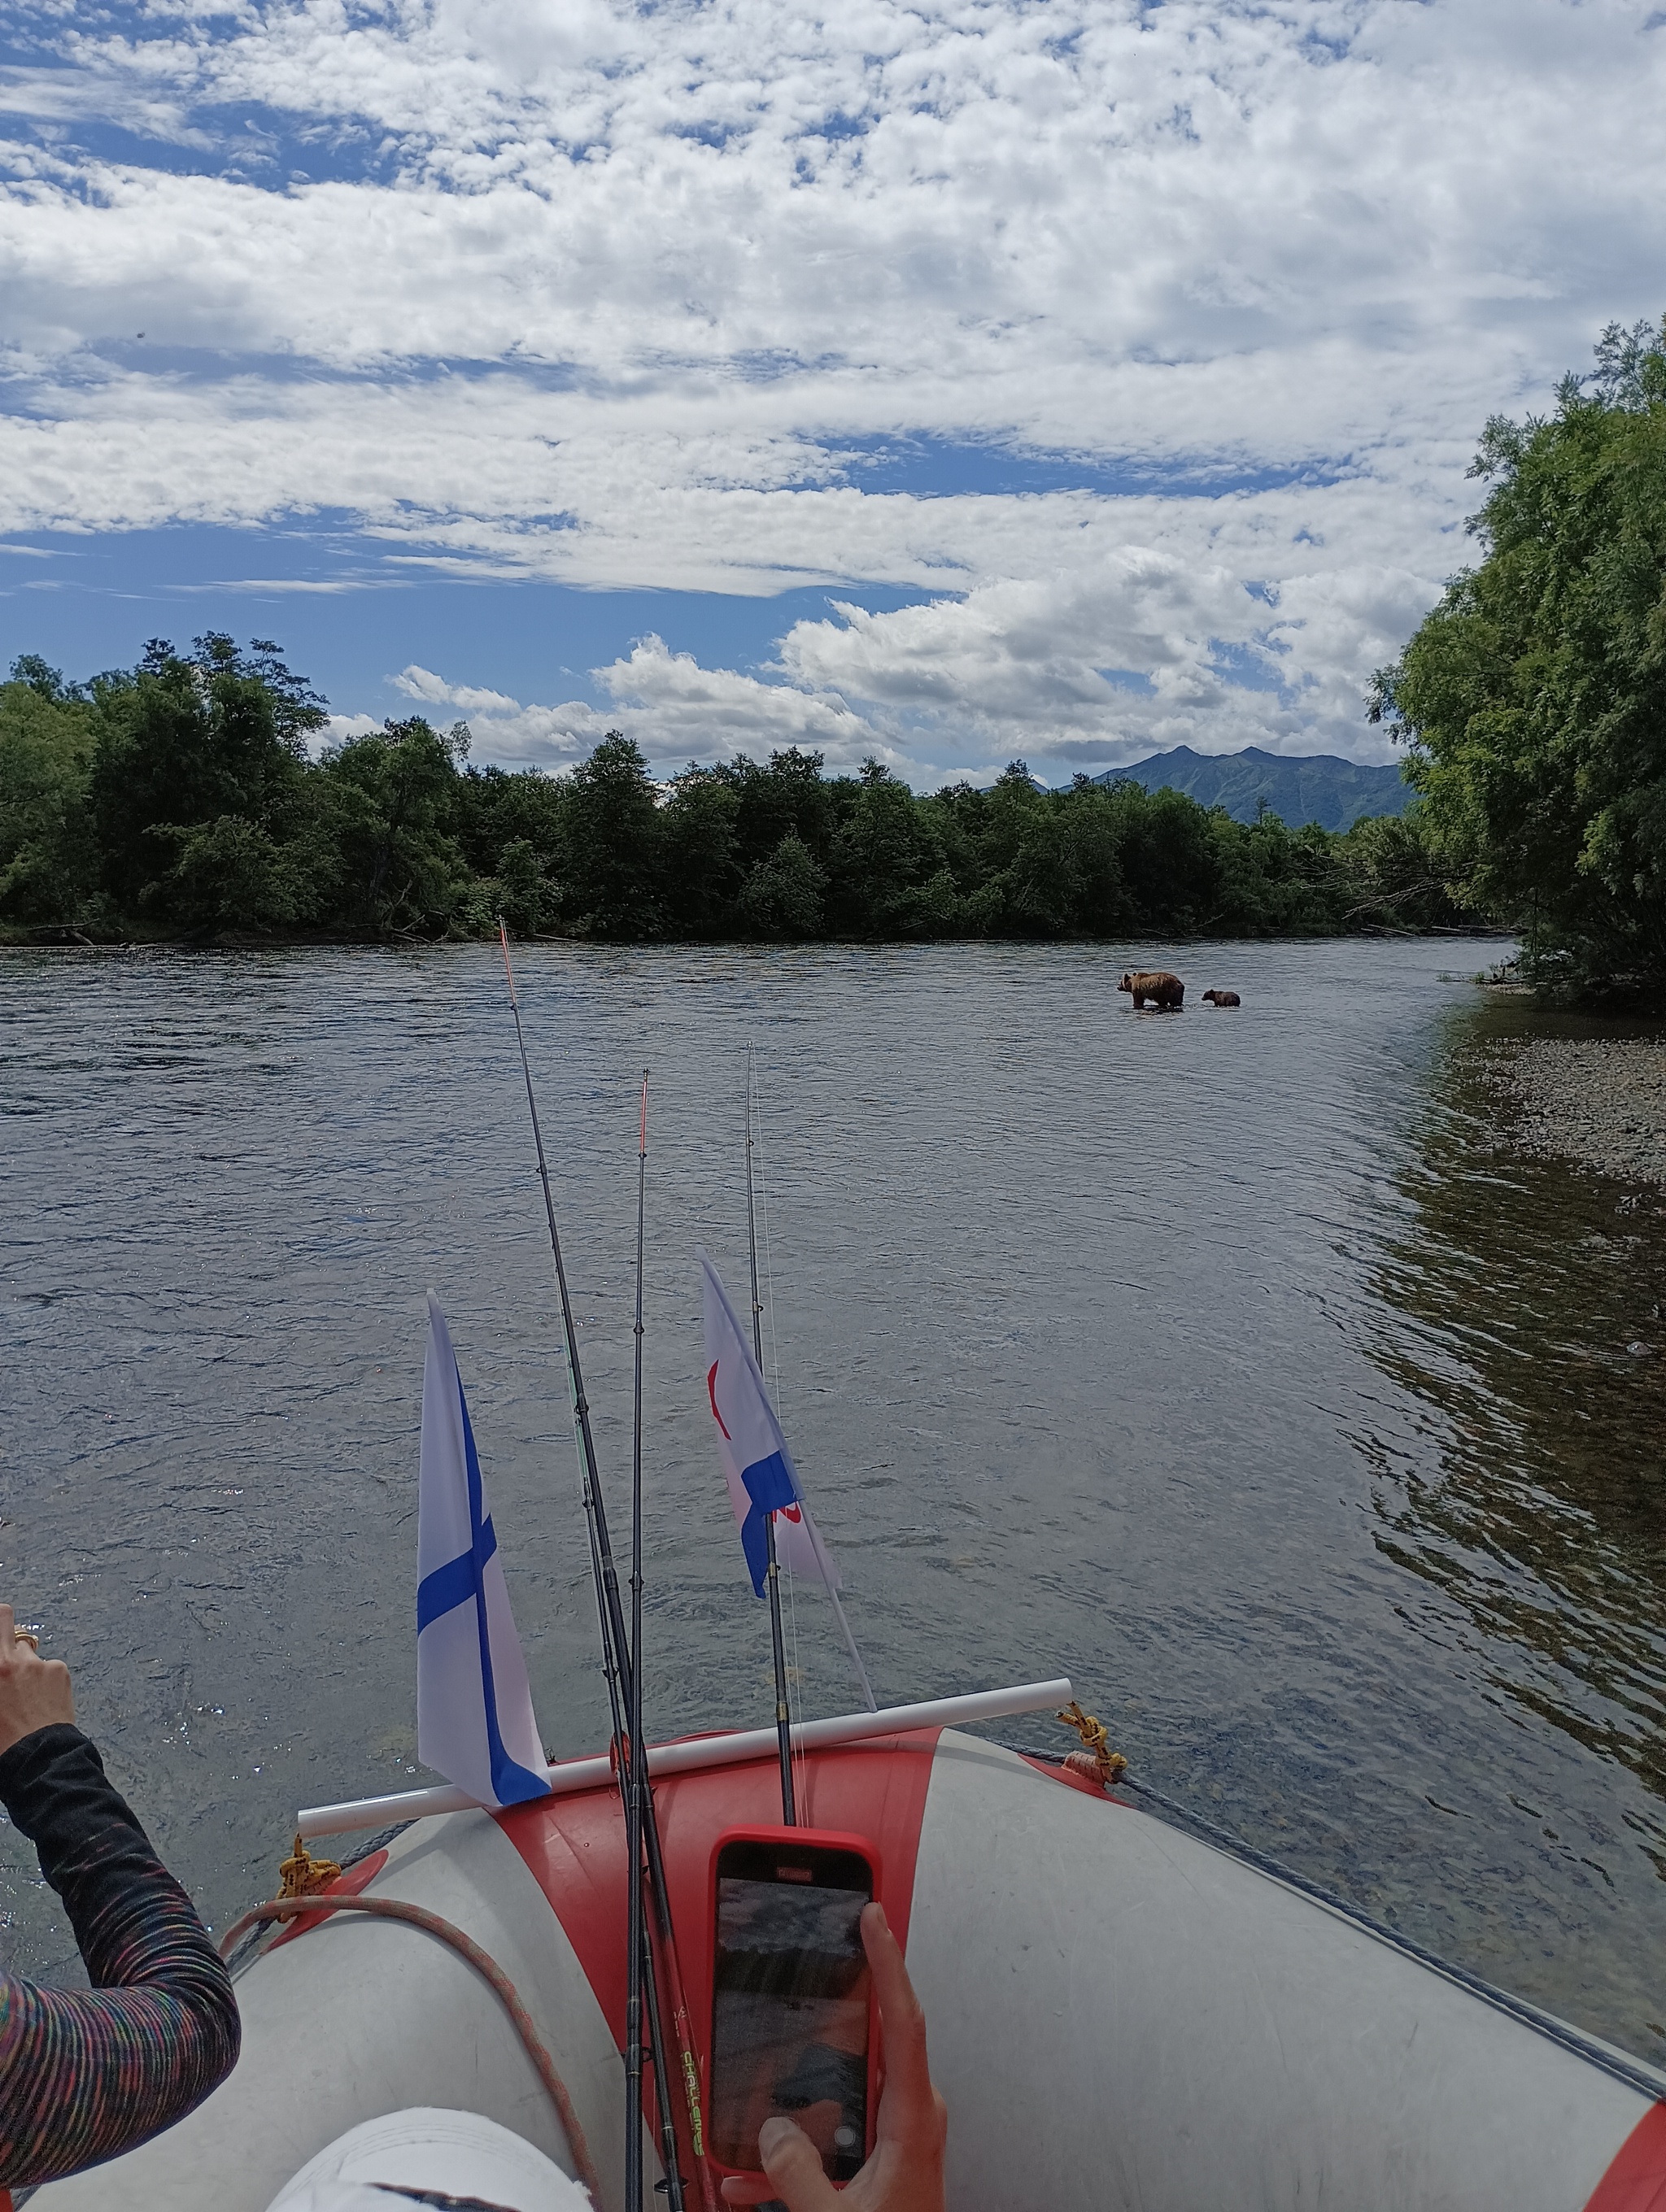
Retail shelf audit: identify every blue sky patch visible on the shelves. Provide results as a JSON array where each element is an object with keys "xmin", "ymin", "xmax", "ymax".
[
  {"xmin": 811, "ymin": 434, "xmax": 1355, "ymax": 501},
  {"xmin": 1209, "ymin": 640, "xmax": 1286, "ymax": 694},
  {"xmin": 0, "ymin": 92, "xmax": 395, "ymax": 187}
]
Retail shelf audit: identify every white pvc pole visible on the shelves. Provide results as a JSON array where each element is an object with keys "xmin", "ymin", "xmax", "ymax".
[{"xmin": 297, "ymin": 1676, "xmax": 1072, "ymax": 1840}]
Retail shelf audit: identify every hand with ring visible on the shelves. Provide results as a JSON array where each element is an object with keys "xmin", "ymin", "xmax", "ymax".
[{"xmin": 0, "ymin": 1605, "xmax": 74, "ymax": 1757}]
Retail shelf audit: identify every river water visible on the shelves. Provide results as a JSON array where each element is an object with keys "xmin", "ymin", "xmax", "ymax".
[{"xmin": 4, "ymin": 938, "xmax": 1666, "ymax": 2061}]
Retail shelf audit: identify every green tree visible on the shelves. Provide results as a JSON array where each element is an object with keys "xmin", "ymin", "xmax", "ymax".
[
  {"xmin": 1333, "ymin": 810, "xmax": 1471, "ymax": 933},
  {"xmin": 87, "ymin": 634, "xmax": 329, "ymax": 925},
  {"xmin": 453, "ymin": 764, "xmax": 567, "ymax": 883},
  {"xmin": 0, "ymin": 664, "xmax": 100, "ymax": 924},
  {"xmin": 485, "ymin": 839, "xmax": 552, "ymax": 934},
  {"xmin": 147, "ymin": 816, "xmax": 309, "ymax": 933},
  {"xmin": 721, "ymin": 748, "xmax": 837, "ymax": 873},
  {"xmin": 1372, "ymin": 316, "xmax": 1666, "ymax": 991},
  {"xmin": 826, "ymin": 760, "xmax": 951, "ymax": 935},
  {"xmin": 1209, "ymin": 807, "xmax": 1350, "ymax": 934},
  {"xmin": 660, "ymin": 764, "xmax": 744, "ymax": 936},
  {"xmin": 738, "ymin": 831, "xmax": 826, "ymax": 938},
  {"xmin": 954, "ymin": 763, "xmax": 1050, "ymax": 934},
  {"xmin": 560, "ymin": 732, "xmax": 664, "ymax": 937},
  {"xmin": 321, "ymin": 716, "xmax": 473, "ymax": 931},
  {"xmin": 9, "ymin": 654, "xmax": 76, "ymax": 704}
]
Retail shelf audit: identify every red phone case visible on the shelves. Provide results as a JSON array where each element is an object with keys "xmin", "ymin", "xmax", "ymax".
[{"xmin": 704, "ymin": 1826, "xmax": 883, "ymax": 2192}]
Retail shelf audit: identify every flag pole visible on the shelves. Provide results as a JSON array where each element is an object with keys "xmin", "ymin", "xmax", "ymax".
[
  {"xmin": 625, "ymin": 1070, "xmax": 652, "ymax": 2212},
  {"xmin": 496, "ymin": 926, "xmax": 700, "ymax": 2212},
  {"xmin": 745, "ymin": 1043, "xmax": 797, "ymax": 1827}
]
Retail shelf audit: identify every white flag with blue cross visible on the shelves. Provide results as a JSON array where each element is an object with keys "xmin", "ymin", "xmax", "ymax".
[{"xmin": 416, "ymin": 1293, "xmax": 550, "ymax": 1809}]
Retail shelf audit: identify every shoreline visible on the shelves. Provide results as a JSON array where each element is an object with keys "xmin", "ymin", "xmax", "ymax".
[
  {"xmin": 1489, "ymin": 1034, "xmax": 1666, "ymax": 1188},
  {"xmin": 0, "ymin": 923, "xmax": 1521, "ymax": 955}
]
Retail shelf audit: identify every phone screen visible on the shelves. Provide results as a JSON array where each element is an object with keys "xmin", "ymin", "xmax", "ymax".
[{"xmin": 710, "ymin": 1843, "xmax": 873, "ymax": 2182}]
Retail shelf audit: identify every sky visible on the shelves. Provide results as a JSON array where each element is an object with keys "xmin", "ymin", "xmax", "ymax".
[{"xmin": 2, "ymin": 1, "xmax": 1664, "ymax": 788}]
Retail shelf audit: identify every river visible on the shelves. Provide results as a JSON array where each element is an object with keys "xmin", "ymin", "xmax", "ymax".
[{"xmin": 4, "ymin": 937, "xmax": 1666, "ymax": 2062}]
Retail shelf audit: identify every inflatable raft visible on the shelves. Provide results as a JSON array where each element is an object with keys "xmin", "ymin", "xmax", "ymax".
[{"xmin": 30, "ymin": 1705, "xmax": 1666, "ymax": 2212}]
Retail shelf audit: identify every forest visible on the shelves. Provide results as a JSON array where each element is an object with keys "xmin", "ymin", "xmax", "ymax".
[{"xmin": 0, "ymin": 635, "xmax": 1463, "ymax": 945}]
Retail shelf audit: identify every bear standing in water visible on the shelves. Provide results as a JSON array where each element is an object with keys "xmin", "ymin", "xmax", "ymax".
[
  {"xmin": 1202, "ymin": 989, "xmax": 1241, "ymax": 1007},
  {"xmin": 1118, "ymin": 969, "xmax": 1184, "ymax": 1008}
]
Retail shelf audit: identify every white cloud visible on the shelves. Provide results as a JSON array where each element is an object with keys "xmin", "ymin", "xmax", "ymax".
[
  {"xmin": 2, "ymin": 0, "xmax": 1664, "ymax": 776},
  {"xmin": 364, "ymin": 646, "xmax": 897, "ymax": 777},
  {"xmin": 599, "ymin": 634, "xmax": 896, "ymax": 773},
  {"xmin": 386, "ymin": 664, "xmax": 613, "ymax": 764}
]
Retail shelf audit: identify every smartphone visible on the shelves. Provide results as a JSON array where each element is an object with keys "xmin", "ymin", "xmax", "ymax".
[{"xmin": 707, "ymin": 1828, "xmax": 879, "ymax": 2188}]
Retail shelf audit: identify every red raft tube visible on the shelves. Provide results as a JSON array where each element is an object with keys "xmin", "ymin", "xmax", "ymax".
[{"xmin": 32, "ymin": 1700, "xmax": 1666, "ymax": 2212}]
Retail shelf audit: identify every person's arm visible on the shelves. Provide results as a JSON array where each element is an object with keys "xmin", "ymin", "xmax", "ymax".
[
  {"xmin": 721, "ymin": 1901, "xmax": 948, "ymax": 2212},
  {"xmin": 0, "ymin": 1606, "xmax": 240, "ymax": 2188}
]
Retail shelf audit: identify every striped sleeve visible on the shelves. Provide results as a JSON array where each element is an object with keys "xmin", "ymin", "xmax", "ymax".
[{"xmin": 0, "ymin": 1726, "xmax": 240, "ymax": 2188}]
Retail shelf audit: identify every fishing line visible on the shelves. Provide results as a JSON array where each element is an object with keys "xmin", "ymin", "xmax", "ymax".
[
  {"xmin": 753, "ymin": 1060, "xmax": 784, "ymax": 1417},
  {"xmin": 496, "ymin": 925, "xmax": 705, "ymax": 2212},
  {"xmin": 749, "ymin": 1047, "xmax": 877, "ymax": 1717},
  {"xmin": 626, "ymin": 1068, "xmax": 649, "ymax": 2212},
  {"xmin": 744, "ymin": 1039, "xmax": 797, "ymax": 1826},
  {"xmin": 785, "ymin": 1561, "xmax": 809, "ymax": 1814},
  {"xmin": 752, "ymin": 1059, "xmax": 810, "ymax": 1805}
]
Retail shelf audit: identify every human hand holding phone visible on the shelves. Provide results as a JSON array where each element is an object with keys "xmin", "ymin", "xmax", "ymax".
[{"xmin": 720, "ymin": 1901, "xmax": 947, "ymax": 2212}]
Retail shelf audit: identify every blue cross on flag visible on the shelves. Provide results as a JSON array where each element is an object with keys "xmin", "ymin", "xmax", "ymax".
[{"xmin": 416, "ymin": 1294, "xmax": 550, "ymax": 1810}]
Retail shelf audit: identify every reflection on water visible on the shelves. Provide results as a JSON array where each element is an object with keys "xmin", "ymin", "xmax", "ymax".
[
  {"xmin": 4, "ymin": 939, "xmax": 1666, "ymax": 2062},
  {"xmin": 1366, "ymin": 1008, "xmax": 1666, "ymax": 1849}
]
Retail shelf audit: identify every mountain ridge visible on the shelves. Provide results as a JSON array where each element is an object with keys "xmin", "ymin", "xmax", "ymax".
[{"xmin": 1085, "ymin": 745, "xmax": 1414, "ymax": 831}]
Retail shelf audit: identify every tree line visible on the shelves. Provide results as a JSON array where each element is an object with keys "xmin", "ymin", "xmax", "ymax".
[{"xmin": 0, "ymin": 635, "xmax": 1465, "ymax": 944}]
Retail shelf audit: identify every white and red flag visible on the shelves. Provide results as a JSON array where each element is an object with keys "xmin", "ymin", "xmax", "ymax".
[
  {"xmin": 698, "ymin": 1247, "xmax": 841, "ymax": 1596},
  {"xmin": 698, "ymin": 1247, "xmax": 876, "ymax": 1709}
]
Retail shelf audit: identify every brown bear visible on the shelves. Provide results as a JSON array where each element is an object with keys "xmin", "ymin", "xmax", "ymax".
[
  {"xmin": 1118, "ymin": 969, "xmax": 1184, "ymax": 1008},
  {"xmin": 1201, "ymin": 989, "xmax": 1241, "ymax": 1007}
]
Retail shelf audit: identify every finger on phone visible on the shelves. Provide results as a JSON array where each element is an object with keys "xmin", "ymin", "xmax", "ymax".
[
  {"xmin": 758, "ymin": 2116, "xmax": 841, "ymax": 2212},
  {"xmin": 862, "ymin": 1901, "xmax": 934, "ymax": 2127},
  {"xmin": 719, "ymin": 2175, "xmax": 782, "ymax": 2205}
]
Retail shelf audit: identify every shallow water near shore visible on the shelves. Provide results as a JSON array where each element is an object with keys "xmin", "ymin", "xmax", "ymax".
[{"xmin": 4, "ymin": 938, "xmax": 1666, "ymax": 2062}]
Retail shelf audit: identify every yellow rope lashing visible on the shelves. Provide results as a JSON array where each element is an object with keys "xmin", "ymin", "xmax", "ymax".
[
  {"xmin": 277, "ymin": 1831, "xmax": 343, "ymax": 1899},
  {"xmin": 1056, "ymin": 1700, "xmax": 1128, "ymax": 1787}
]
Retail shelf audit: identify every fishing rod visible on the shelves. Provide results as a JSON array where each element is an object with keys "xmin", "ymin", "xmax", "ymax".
[
  {"xmin": 745, "ymin": 1049, "xmax": 878, "ymax": 1721},
  {"xmin": 745, "ymin": 1044, "xmax": 797, "ymax": 1825},
  {"xmin": 623, "ymin": 1104, "xmax": 717, "ymax": 2204},
  {"xmin": 574, "ymin": 1413, "xmax": 690, "ymax": 2212},
  {"xmin": 496, "ymin": 926, "xmax": 704, "ymax": 2212},
  {"xmin": 626, "ymin": 1070, "xmax": 648, "ymax": 2212}
]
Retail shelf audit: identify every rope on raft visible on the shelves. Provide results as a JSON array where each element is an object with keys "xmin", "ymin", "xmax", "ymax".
[
  {"xmin": 1055, "ymin": 1699, "xmax": 1128, "ymax": 1787},
  {"xmin": 278, "ymin": 1832, "xmax": 341, "ymax": 1897},
  {"xmin": 218, "ymin": 1892, "xmax": 604, "ymax": 2206}
]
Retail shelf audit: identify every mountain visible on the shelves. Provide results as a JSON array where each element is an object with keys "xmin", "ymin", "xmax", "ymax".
[{"xmin": 1088, "ymin": 746, "xmax": 1414, "ymax": 831}]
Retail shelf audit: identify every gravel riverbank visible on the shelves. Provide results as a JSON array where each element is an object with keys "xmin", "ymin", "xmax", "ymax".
[{"xmin": 1492, "ymin": 1034, "xmax": 1666, "ymax": 1187}]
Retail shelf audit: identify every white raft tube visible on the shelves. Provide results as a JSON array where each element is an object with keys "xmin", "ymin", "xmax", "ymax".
[{"xmin": 296, "ymin": 1677, "xmax": 1073, "ymax": 1839}]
